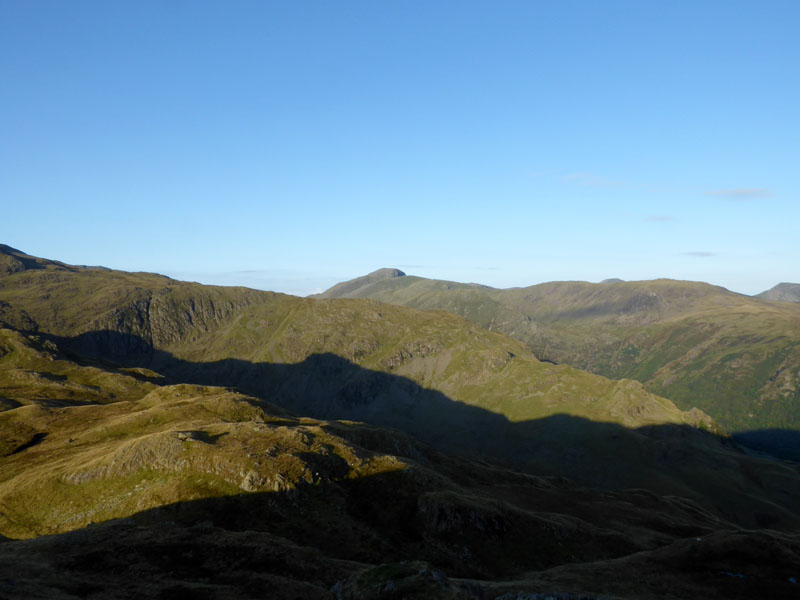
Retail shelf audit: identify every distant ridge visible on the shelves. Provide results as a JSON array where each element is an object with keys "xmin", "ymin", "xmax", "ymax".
[
  {"xmin": 317, "ymin": 269, "xmax": 800, "ymax": 455},
  {"xmin": 0, "ymin": 244, "xmax": 75, "ymax": 275},
  {"xmin": 601, "ymin": 278, "xmax": 625, "ymax": 284},
  {"xmin": 312, "ymin": 267, "xmax": 406, "ymax": 298},
  {"xmin": 3, "ymin": 246, "xmax": 743, "ymax": 503},
  {"xmin": 0, "ymin": 244, "xmax": 111, "ymax": 275},
  {"xmin": 756, "ymin": 282, "xmax": 800, "ymax": 302}
]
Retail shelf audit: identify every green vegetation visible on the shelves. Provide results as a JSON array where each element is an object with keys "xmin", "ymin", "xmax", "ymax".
[
  {"xmin": 0, "ymin": 246, "xmax": 715, "ymax": 440},
  {"xmin": 1, "ymin": 346, "xmax": 799, "ymax": 599},
  {"xmin": 2, "ymin": 245, "xmax": 800, "ymax": 530},
  {"xmin": 317, "ymin": 269, "xmax": 800, "ymax": 444},
  {"xmin": 3, "ymin": 246, "xmax": 800, "ymax": 599}
]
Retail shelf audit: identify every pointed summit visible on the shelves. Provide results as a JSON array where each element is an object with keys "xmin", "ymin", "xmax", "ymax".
[
  {"xmin": 756, "ymin": 282, "xmax": 800, "ymax": 302},
  {"xmin": 366, "ymin": 267, "xmax": 406, "ymax": 278},
  {"xmin": 313, "ymin": 268, "xmax": 406, "ymax": 298}
]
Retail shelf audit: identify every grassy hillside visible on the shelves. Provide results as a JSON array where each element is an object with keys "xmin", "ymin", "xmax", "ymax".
[
  {"xmin": 3, "ymin": 246, "xmax": 800, "ymax": 598},
  {"xmin": 4, "ymin": 384, "xmax": 800, "ymax": 600},
  {"xmin": 3, "ymin": 246, "xmax": 800, "ymax": 525},
  {"xmin": 317, "ymin": 270, "xmax": 800, "ymax": 453},
  {"xmin": 1, "ymin": 326, "xmax": 800, "ymax": 598},
  {"xmin": 0, "ymin": 245, "xmax": 714, "ymax": 439}
]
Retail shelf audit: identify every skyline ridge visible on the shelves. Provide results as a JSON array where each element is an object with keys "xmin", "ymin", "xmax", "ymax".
[
  {"xmin": 2, "ymin": 2, "xmax": 798, "ymax": 297},
  {"xmin": 3, "ymin": 243, "xmax": 796, "ymax": 300}
]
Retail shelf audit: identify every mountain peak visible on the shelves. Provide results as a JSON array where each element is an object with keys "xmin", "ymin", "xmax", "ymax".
[
  {"xmin": 0, "ymin": 244, "xmax": 74, "ymax": 276},
  {"xmin": 0, "ymin": 244, "xmax": 24, "ymax": 255},
  {"xmin": 756, "ymin": 282, "xmax": 800, "ymax": 302},
  {"xmin": 313, "ymin": 268, "xmax": 406, "ymax": 298},
  {"xmin": 367, "ymin": 267, "xmax": 406, "ymax": 278}
]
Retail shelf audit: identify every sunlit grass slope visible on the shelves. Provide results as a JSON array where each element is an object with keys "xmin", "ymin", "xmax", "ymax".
[{"xmin": 317, "ymin": 270, "xmax": 800, "ymax": 439}]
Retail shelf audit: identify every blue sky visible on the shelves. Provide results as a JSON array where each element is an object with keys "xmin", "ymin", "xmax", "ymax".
[{"xmin": 2, "ymin": 1, "xmax": 798, "ymax": 295}]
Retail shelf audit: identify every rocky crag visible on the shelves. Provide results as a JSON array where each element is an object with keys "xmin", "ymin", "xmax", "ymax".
[{"xmin": 2, "ymin": 246, "xmax": 800, "ymax": 598}]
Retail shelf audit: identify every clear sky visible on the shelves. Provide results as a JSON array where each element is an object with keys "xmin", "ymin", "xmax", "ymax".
[{"xmin": 2, "ymin": 1, "xmax": 798, "ymax": 296}]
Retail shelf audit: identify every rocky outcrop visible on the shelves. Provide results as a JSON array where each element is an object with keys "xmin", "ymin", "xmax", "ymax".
[{"xmin": 756, "ymin": 282, "xmax": 800, "ymax": 302}]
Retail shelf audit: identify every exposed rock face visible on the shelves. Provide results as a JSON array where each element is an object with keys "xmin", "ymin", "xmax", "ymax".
[
  {"xmin": 371, "ymin": 268, "xmax": 406, "ymax": 279},
  {"xmin": 2, "ymin": 392, "xmax": 800, "ymax": 600},
  {"xmin": 3, "ymin": 247, "xmax": 800, "ymax": 598},
  {"xmin": 0, "ymin": 301, "xmax": 38, "ymax": 332},
  {"xmin": 756, "ymin": 282, "xmax": 800, "ymax": 302},
  {"xmin": 39, "ymin": 285, "xmax": 269, "ymax": 359},
  {"xmin": 3, "ymin": 247, "xmax": 800, "ymax": 530}
]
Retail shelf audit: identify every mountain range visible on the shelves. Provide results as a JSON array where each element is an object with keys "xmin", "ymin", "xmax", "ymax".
[
  {"xmin": 2, "ymin": 244, "xmax": 800, "ymax": 599},
  {"xmin": 315, "ymin": 268, "xmax": 800, "ymax": 460}
]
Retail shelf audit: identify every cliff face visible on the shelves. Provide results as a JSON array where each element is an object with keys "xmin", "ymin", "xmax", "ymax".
[
  {"xmin": 4, "ymin": 247, "xmax": 800, "ymax": 599},
  {"xmin": 71, "ymin": 286, "xmax": 274, "ymax": 356},
  {"xmin": 0, "ymin": 245, "xmax": 273, "ymax": 357},
  {"xmin": 4, "ymin": 246, "xmax": 800, "ymax": 532}
]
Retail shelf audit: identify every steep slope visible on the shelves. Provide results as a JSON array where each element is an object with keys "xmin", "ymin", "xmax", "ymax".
[
  {"xmin": 1, "ymin": 336, "xmax": 800, "ymax": 599},
  {"xmin": 3, "ymin": 247, "xmax": 800, "ymax": 598},
  {"xmin": 3, "ymin": 247, "xmax": 800, "ymax": 529},
  {"xmin": 0, "ymin": 244, "xmax": 96, "ymax": 276},
  {"xmin": 318, "ymin": 271, "xmax": 800, "ymax": 456},
  {"xmin": 0, "ymin": 246, "xmax": 712, "ymax": 442},
  {"xmin": 316, "ymin": 267, "xmax": 408, "ymax": 298},
  {"xmin": 757, "ymin": 282, "xmax": 800, "ymax": 303},
  {"xmin": 0, "ymin": 326, "xmax": 157, "ymax": 411}
]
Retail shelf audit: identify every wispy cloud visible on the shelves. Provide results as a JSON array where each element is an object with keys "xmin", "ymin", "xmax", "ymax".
[
  {"xmin": 683, "ymin": 251, "xmax": 716, "ymax": 258},
  {"xmin": 646, "ymin": 215, "xmax": 674, "ymax": 222},
  {"xmin": 563, "ymin": 173, "xmax": 623, "ymax": 187},
  {"xmin": 707, "ymin": 188, "xmax": 773, "ymax": 200}
]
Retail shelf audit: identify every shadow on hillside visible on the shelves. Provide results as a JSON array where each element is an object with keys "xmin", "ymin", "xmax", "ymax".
[
  {"xmin": 41, "ymin": 329, "xmax": 800, "ymax": 530},
  {"xmin": 732, "ymin": 430, "xmax": 800, "ymax": 463},
  {"xmin": 0, "ymin": 470, "xmax": 476, "ymax": 598},
  {"xmin": 4, "ymin": 468, "xmax": 800, "ymax": 600},
  {"xmin": 539, "ymin": 292, "xmax": 662, "ymax": 321},
  {"xmin": 10, "ymin": 432, "xmax": 47, "ymax": 455}
]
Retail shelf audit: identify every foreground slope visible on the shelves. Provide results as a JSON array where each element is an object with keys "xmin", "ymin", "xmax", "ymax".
[
  {"xmin": 317, "ymin": 270, "xmax": 800, "ymax": 456},
  {"xmin": 1, "ymin": 325, "xmax": 800, "ymax": 599},
  {"xmin": 4, "ymin": 386, "xmax": 800, "ymax": 599}
]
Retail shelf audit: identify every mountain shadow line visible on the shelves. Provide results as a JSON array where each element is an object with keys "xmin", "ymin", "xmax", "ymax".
[{"xmin": 42, "ymin": 329, "xmax": 800, "ymax": 530}]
